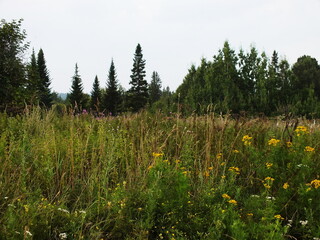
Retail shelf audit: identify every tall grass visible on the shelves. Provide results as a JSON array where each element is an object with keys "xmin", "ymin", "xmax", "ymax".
[{"xmin": 0, "ymin": 107, "xmax": 319, "ymax": 239}]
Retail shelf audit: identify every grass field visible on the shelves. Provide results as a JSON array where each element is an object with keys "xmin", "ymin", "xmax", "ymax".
[{"xmin": 0, "ymin": 107, "xmax": 319, "ymax": 239}]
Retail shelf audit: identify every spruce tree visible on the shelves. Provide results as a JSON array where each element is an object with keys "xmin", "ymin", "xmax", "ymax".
[
  {"xmin": 128, "ymin": 43, "xmax": 148, "ymax": 112},
  {"xmin": 27, "ymin": 49, "xmax": 40, "ymax": 104},
  {"xmin": 90, "ymin": 75, "xmax": 102, "ymax": 111},
  {"xmin": 149, "ymin": 71, "xmax": 162, "ymax": 104},
  {"xmin": 37, "ymin": 49, "xmax": 52, "ymax": 107},
  {"xmin": 105, "ymin": 59, "xmax": 120, "ymax": 115},
  {"xmin": 69, "ymin": 63, "xmax": 84, "ymax": 109}
]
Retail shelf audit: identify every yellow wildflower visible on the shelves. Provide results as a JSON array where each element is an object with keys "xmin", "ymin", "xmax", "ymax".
[
  {"xmin": 286, "ymin": 141, "xmax": 292, "ymax": 148},
  {"xmin": 242, "ymin": 135, "xmax": 252, "ymax": 146},
  {"xmin": 304, "ymin": 146, "xmax": 315, "ymax": 152},
  {"xmin": 264, "ymin": 183, "xmax": 271, "ymax": 189},
  {"xmin": 204, "ymin": 171, "xmax": 210, "ymax": 177},
  {"xmin": 152, "ymin": 152, "xmax": 163, "ymax": 157},
  {"xmin": 274, "ymin": 214, "xmax": 284, "ymax": 220},
  {"xmin": 220, "ymin": 162, "xmax": 226, "ymax": 166},
  {"xmin": 208, "ymin": 166, "xmax": 213, "ymax": 170},
  {"xmin": 266, "ymin": 162, "xmax": 273, "ymax": 169},
  {"xmin": 216, "ymin": 153, "xmax": 223, "ymax": 159},
  {"xmin": 228, "ymin": 199, "xmax": 237, "ymax": 205},
  {"xmin": 310, "ymin": 179, "xmax": 320, "ymax": 189},
  {"xmin": 247, "ymin": 213, "xmax": 253, "ymax": 216},
  {"xmin": 228, "ymin": 166, "xmax": 240, "ymax": 174},
  {"xmin": 283, "ymin": 182, "xmax": 289, "ymax": 189},
  {"xmin": 268, "ymin": 138, "xmax": 280, "ymax": 147},
  {"xmin": 233, "ymin": 149, "xmax": 240, "ymax": 153},
  {"xmin": 175, "ymin": 159, "xmax": 181, "ymax": 164},
  {"xmin": 265, "ymin": 177, "xmax": 275, "ymax": 181},
  {"xmin": 222, "ymin": 193, "xmax": 231, "ymax": 199},
  {"xmin": 295, "ymin": 126, "xmax": 309, "ymax": 136},
  {"xmin": 221, "ymin": 175, "xmax": 226, "ymax": 179}
]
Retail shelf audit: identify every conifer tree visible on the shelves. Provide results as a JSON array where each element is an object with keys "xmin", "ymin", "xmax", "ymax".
[
  {"xmin": 27, "ymin": 49, "xmax": 40, "ymax": 103},
  {"xmin": 149, "ymin": 71, "xmax": 162, "ymax": 104},
  {"xmin": 90, "ymin": 75, "xmax": 102, "ymax": 111},
  {"xmin": 37, "ymin": 48, "xmax": 52, "ymax": 107},
  {"xmin": 128, "ymin": 43, "xmax": 148, "ymax": 112},
  {"xmin": 105, "ymin": 59, "xmax": 120, "ymax": 115},
  {"xmin": 69, "ymin": 63, "xmax": 84, "ymax": 109}
]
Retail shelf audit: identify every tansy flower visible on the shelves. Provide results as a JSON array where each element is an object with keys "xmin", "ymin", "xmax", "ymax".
[
  {"xmin": 268, "ymin": 138, "xmax": 280, "ymax": 147},
  {"xmin": 222, "ymin": 193, "xmax": 231, "ymax": 199},
  {"xmin": 242, "ymin": 135, "xmax": 252, "ymax": 146},
  {"xmin": 310, "ymin": 179, "xmax": 320, "ymax": 189},
  {"xmin": 295, "ymin": 126, "xmax": 309, "ymax": 136},
  {"xmin": 304, "ymin": 146, "xmax": 315, "ymax": 152},
  {"xmin": 228, "ymin": 166, "xmax": 240, "ymax": 174},
  {"xmin": 283, "ymin": 182, "xmax": 289, "ymax": 189},
  {"xmin": 266, "ymin": 162, "xmax": 273, "ymax": 169},
  {"xmin": 274, "ymin": 214, "xmax": 284, "ymax": 220},
  {"xmin": 228, "ymin": 199, "xmax": 237, "ymax": 205},
  {"xmin": 152, "ymin": 152, "xmax": 163, "ymax": 157},
  {"xmin": 265, "ymin": 177, "xmax": 275, "ymax": 181}
]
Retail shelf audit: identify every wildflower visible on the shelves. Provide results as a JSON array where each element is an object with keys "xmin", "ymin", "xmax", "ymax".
[
  {"xmin": 310, "ymin": 179, "xmax": 320, "ymax": 189},
  {"xmin": 59, "ymin": 233, "xmax": 67, "ymax": 239},
  {"xmin": 107, "ymin": 201, "xmax": 112, "ymax": 207},
  {"xmin": 265, "ymin": 177, "xmax": 275, "ymax": 181},
  {"xmin": 264, "ymin": 183, "xmax": 271, "ymax": 189},
  {"xmin": 228, "ymin": 199, "xmax": 237, "ymax": 205},
  {"xmin": 23, "ymin": 205, "xmax": 29, "ymax": 213},
  {"xmin": 152, "ymin": 152, "xmax": 163, "ymax": 157},
  {"xmin": 233, "ymin": 149, "xmax": 239, "ymax": 154},
  {"xmin": 283, "ymin": 182, "xmax": 289, "ymax": 189},
  {"xmin": 208, "ymin": 166, "xmax": 213, "ymax": 170},
  {"xmin": 204, "ymin": 171, "xmax": 210, "ymax": 177},
  {"xmin": 147, "ymin": 165, "xmax": 153, "ymax": 170},
  {"xmin": 221, "ymin": 175, "xmax": 226, "ymax": 179},
  {"xmin": 266, "ymin": 196, "xmax": 276, "ymax": 200},
  {"xmin": 266, "ymin": 162, "xmax": 273, "ymax": 169},
  {"xmin": 286, "ymin": 141, "xmax": 292, "ymax": 148},
  {"xmin": 295, "ymin": 126, "xmax": 309, "ymax": 136},
  {"xmin": 274, "ymin": 214, "xmax": 284, "ymax": 220},
  {"xmin": 247, "ymin": 213, "xmax": 253, "ymax": 216},
  {"xmin": 242, "ymin": 135, "xmax": 252, "ymax": 146},
  {"xmin": 250, "ymin": 195, "xmax": 260, "ymax": 198},
  {"xmin": 138, "ymin": 207, "xmax": 143, "ymax": 211},
  {"xmin": 222, "ymin": 193, "xmax": 231, "ymax": 199},
  {"xmin": 216, "ymin": 153, "xmax": 223, "ymax": 159},
  {"xmin": 175, "ymin": 159, "xmax": 181, "ymax": 164},
  {"xmin": 304, "ymin": 146, "xmax": 315, "ymax": 152},
  {"xmin": 300, "ymin": 220, "xmax": 308, "ymax": 226},
  {"xmin": 268, "ymin": 138, "xmax": 280, "ymax": 147},
  {"xmin": 228, "ymin": 166, "xmax": 240, "ymax": 174},
  {"xmin": 220, "ymin": 162, "xmax": 226, "ymax": 166}
]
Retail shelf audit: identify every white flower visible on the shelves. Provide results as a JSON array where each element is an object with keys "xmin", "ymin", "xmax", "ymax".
[
  {"xmin": 59, "ymin": 233, "xmax": 67, "ymax": 239},
  {"xmin": 25, "ymin": 230, "xmax": 32, "ymax": 236},
  {"xmin": 300, "ymin": 220, "xmax": 308, "ymax": 226},
  {"xmin": 250, "ymin": 195, "xmax": 260, "ymax": 198},
  {"xmin": 266, "ymin": 196, "xmax": 276, "ymax": 200}
]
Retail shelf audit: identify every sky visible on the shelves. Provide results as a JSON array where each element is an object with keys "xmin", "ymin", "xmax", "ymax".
[{"xmin": 1, "ymin": 0, "xmax": 320, "ymax": 93}]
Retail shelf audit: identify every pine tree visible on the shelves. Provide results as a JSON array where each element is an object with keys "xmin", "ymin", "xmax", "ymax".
[
  {"xmin": 69, "ymin": 63, "xmax": 84, "ymax": 109},
  {"xmin": 105, "ymin": 59, "xmax": 120, "ymax": 115},
  {"xmin": 149, "ymin": 71, "xmax": 162, "ymax": 104},
  {"xmin": 37, "ymin": 49, "xmax": 52, "ymax": 107},
  {"xmin": 128, "ymin": 43, "xmax": 148, "ymax": 112},
  {"xmin": 27, "ymin": 49, "xmax": 40, "ymax": 104},
  {"xmin": 90, "ymin": 75, "xmax": 101, "ymax": 111}
]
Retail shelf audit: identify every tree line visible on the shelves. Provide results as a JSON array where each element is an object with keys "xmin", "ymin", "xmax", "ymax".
[
  {"xmin": 175, "ymin": 41, "xmax": 320, "ymax": 117},
  {"xmin": 1, "ymin": 19, "xmax": 320, "ymax": 117}
]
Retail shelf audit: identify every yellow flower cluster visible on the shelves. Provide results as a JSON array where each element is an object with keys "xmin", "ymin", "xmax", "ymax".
[
  {"xmin": 286, "ymin": 141, "xmax": 292, "ymax": 148},
  {"xmin": 265, "ymin": 162, "xmax": 273, "ymax": 169},
  {"xmin": 274, "ymin": 214, "xmax": 284, "ymax": 220},
  {"xmin": 283, "ymin": 182, "xmax": 289, "ymax": 189},
  {"xmin": 228, "ymin": 199, "xmax": 237, "ymax": 205},
  {"xmin": 222, "ymin": 193, "xmax": 231, "ymax": 199},
  {"xmin": 265, "ymin": 177, "xmax": 275, "ymax": 181},
  {"xmin": 295, "ymin": 126, "xmax": 309, "ymax": 136},
  {"xmin": 268, "ymin": 138, "xmax": 280, "ymax": 147},
  {"xmin": 242, "ymin": 135, "xmax": 252, "ymax": 146},
  {"xmin": 304, "ymin": 146, "xmax": 315, "ymax": 152},
  {"xmin": 310, "ymin": 179, "xmax": 320, "ymax": 189},
  {"xmin": 228, "ymin": 166, "xmax": 240, "ymax": 174},
  {"xmin": 216, "ymin": 153, "xmax": 223, "ymax": 159},
  {"xmin": 152, "ymin": 152, "xmax": 163, "ymax": 157}
]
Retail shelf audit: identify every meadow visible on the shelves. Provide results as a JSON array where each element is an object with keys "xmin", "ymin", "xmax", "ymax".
[{"xmin": 0, "ymin": 107, "xmax": 319, "ymax": 239}]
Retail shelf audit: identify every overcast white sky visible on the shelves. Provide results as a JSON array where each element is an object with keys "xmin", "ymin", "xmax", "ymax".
[{"xmin": 1, "ymin": 0, "xmax": 320, "ymax": 93}]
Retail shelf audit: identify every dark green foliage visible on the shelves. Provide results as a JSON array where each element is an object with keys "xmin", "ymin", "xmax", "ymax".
[
  {"xmin": 104, "ymin": 60, "xmax": 121, "ymax": 115},
  {"xmin": 149, "ymin": 71, "xmax": 162, "ymax": 104},
  {"xmin": 90, "ymin": 75, "xmax": 102, "ymax": 111},
  {"xmin": 0, "ymin": 19, "xmax": 29, "ymax": 109},
  {"xmin": 128, "ymin": 44, "xmax": 149, "ymax": 112},
  {"xmin": 69, "ymin": 64, "xmax": 85, "ymax": 109},
  {"xmin": 26, "ymin": 49, "xmax": 40, "ymax": 104},
  {"xmin": 37, "ymin": 49, "xmax": 52, "ymax": 108}
]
